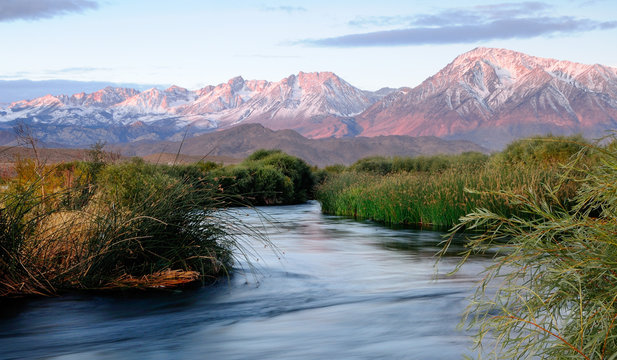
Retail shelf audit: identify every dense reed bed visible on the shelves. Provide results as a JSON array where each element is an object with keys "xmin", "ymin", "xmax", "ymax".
[{"xmin": 315, "ymin": 136, "xmax": 588, "ymax": 229}]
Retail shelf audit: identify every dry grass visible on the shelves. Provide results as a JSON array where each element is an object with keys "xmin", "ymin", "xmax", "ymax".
[
  {"xmin": 104, "ymin": 269, "xmax": 202, "ymax": 290},
  {"xmin": 0, "ymin": 157, "xmax": 266, "ymax": 297}
]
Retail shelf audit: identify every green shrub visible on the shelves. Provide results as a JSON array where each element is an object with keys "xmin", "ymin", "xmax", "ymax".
[
  {"xmin": 349, "ymin": 152, "xmax": 489, "ymax": 175},
  {"xmin": 256, "ymin": 152, "xmax": 314, "ymax": 203},
  {"xmin": 496, "ymin": 134, "xmax": 588, "ymax": 166},
  {"xmin": 349, "ymin": 156, "xmax": 392, "ymax": 175},
  {"xmin": 443, "ymin": 140, "xmax": 615, "ymax": 359},
  {"xmin": 245, "ymin": 149, "xmax": 283, "ymax": 162},
  {"xmin": 209, "ymin": 149, "xmax": 315, "ymax": 205},
  {"xmin": 324, "ymin": 164, "xmax": 347, "ymax": 174}
]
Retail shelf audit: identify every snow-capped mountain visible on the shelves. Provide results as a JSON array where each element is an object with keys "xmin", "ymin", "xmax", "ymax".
[
  {"xmin": 357, "ymin": 47, "xmax": 617, "ymax": 148},
  {"xmin": 0, "ymin": 72, "xmax": 382, "ymax": 146},
  {"xmin": 209, "ymin": 72, "xmax": 379, "ymax": 138},
  {"xmin": 2, "ymin": 48, "xmax": 617, "ymax": 149}
]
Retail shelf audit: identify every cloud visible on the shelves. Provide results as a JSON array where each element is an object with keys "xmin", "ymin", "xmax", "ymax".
[
  {"xmin": 53, "ymin": 66, "xmax": 110, "ymax": 74},
  {"xmin": 262, "ymin": 5, "xmax": 307, "ymax": 14},
  {"xmin": 349, "ymin": 2, "xmax": 551, "ymax": 28},
  {"xmin": 0, "ymin": 0, "xmax": 98, "ymax": 22},
  {"xmin": 235, "ymin": 54, "xmax": 301, "ymax": 59},
  {"xmin": 306, "ymin": 17, "xmax": 617, "ymax": 47},
  {"xmin": 0, "ymin": 66, "xmax": 110, "ymax": 80},
  {"xmin": 305, "ymin": 2, "xmax": 617, "ymax": 47}
]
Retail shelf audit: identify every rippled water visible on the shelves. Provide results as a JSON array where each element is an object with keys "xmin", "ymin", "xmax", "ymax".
[{"xmin": 0, "ymin": 201, "xmax": 489, "ymax": 359}]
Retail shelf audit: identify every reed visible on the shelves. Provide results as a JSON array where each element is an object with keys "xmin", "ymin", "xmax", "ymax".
[
  {"xmin": 316, "ymin": 136, "xmax": 587, "ymax": 229},
  {"xmin": 316, "ymin": 163, "xmax": 575, "ymax": 229}
]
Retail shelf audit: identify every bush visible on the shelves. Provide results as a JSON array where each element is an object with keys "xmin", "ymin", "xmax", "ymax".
[
  {"xmin": 442, "ymin": 140, "xmax": 616, "ymax": 358},
  {"xmin": 209, "ymin": 149, "xmax": 315, "ymax": 205},
  {"xmin": 349, "ymin": 156, "xmax": 392, "ymax": 175},
  {"xmin": 496, "ymin": 134, "xmax": 588, "ymax": 166},
  {"xmin": 349, "ymin": 152, "xmax": 489, "ymax": 175}
]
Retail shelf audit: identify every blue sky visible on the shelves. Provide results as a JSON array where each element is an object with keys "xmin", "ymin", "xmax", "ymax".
[{"xmin": 1, "ymin": 0, "xmax": 616, "ymax": 92}]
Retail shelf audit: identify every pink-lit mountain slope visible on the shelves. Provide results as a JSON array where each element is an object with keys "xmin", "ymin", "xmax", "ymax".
[
  {"xmin": 0, "ymin": 72, "xmax": 383, "ymax": 146},
  {"xmin": 357, "ymin": 47, "xmax": 617, "ymax": 148},
  {"xmin": 2, "ymin": 48, "xmax": 616, "ymax": 149},
  {"xmin": 208, "ymin": 72, "xmax": 377, "ymax": 138}
]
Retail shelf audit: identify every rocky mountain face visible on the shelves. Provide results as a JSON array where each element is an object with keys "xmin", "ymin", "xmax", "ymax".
[
  {"xmin": 357, "ymin": 47, "xmax": 617, "ymax": 148},
  {"xmin": 1, "ymin": 48, "xmax": 616, "ymax": 150},
  {"xmin": 0, "ymin": 72, "xmax": 382, "ymax": 146}
]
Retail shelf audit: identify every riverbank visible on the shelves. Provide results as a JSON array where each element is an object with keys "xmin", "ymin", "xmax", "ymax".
[
  {"xmin": 0, "ymin": 201, "xmax": 488, "ymax": 359},
  {"xmin": 0, "ymin": 147, "xmax": 316, "ymax": 297},
  {"xmin": 315, "ymin": 135, "xmax": 589, "ymax": 229}
]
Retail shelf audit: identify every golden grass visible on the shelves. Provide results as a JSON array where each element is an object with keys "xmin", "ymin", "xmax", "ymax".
[{"xmin": 104, "ymin": 269, "xmax": 202, "ymax": 290}]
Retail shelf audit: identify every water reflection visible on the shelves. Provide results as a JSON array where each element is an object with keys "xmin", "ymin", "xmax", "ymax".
[{"xmin": 0, "ymin": 201, "xmax": 488, "ymax": 359}]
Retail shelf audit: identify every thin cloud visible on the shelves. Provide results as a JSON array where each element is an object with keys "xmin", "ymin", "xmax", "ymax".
[
  {"xmin": 262, "ymin": 5, "xmax": 307, "ymax": 14},
  {"xmin": 348, "ymin": 15, "xmax": 414, "ymax": 28},
  {"xmin": 0, "ymin": 66, "xmax": 110, "ymax": 80},
  {"xmin": 349, "ymin": 2, "xmax": 551, "ymax": 28},
  {"xmin": 54, "ymin": 66, "xmax": 110, "ymax": 74},
  {"xmin": 0, "ymin": 0, "xmax": 98, "ymax": 22},
  {"xmin": 306, "ymin": 17, "xmax": 617, "ymax": 47},
  {"xmin": 305, "ymin": 2, "xmax": 617, "ymax": 47},
  {"xmin": 235, "ymin": 54, "xmax": 301, "ymax": 59}
]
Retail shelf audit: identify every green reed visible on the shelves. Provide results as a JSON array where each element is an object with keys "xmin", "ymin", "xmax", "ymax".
[{"xmin": 316, "ymin": 158, "xmax": 578, "ymax": 229}]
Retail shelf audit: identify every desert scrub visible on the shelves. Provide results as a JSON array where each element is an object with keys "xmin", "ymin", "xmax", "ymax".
[
  {"xmin": 442, "ymin": 140, "xmax": 617, "ymax": 359},
  {"xmin": 0, "ymin": 158, "xmax": 266, "ymax": 297}
]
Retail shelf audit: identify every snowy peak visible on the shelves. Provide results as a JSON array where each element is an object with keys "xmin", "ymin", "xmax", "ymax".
[
  {"xmin": 447, "ymin": 47, "xmax": 615, "ymax": 85},
  {"xmin": 226, "ymin": 76, "xmax": 245, "ymax": 92},
  {"xmin": 357, "ymin": 47, "xmax": 617, "ymax": 149},
  {"xmin": 76, "ymin": 87, "xmax": 140, "ymax": 107},
  {"xmin": 116, "ymin": 86, "xmax": 196, "ymax": 113},
  {"xmin": 211, "ymin": 71, "xmax": 377, "ymax": 131},
  {"xmin": 3, "ymin": 48, "xmax": 616, "ymax": 149}
]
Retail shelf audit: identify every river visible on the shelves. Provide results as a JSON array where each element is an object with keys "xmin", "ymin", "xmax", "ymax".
[{"xmin": 0, "ymin": 201, "xmax": 490, "ymax": 359}]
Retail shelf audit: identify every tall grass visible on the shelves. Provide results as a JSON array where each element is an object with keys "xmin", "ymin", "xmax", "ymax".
[
  {"xmin": 317, "ymin": 163, "xmax": 576, "ymax": 229},
  {"xmin": 0, "ymin": 156, "xmax": 267, "ymax": 297},
  {"xmin": 442, "ymin": 140, "xmax": 617, "ymax": 359},
  {"xmin": 316, "ymin": 136, "xmax": 587, "ymax": 229}
]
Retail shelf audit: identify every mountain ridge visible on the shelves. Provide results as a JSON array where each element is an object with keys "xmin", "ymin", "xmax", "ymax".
[
  {"xmin": 113, "ymin": 123, "xmax": 488, "ymax": 167},
  {"xmin": 2, "ymin": 47, "xmax": 617, "ymax": 149},
  {"xmin": 356, "ymin": 47, "xmax": 617, "ymax": 148}
]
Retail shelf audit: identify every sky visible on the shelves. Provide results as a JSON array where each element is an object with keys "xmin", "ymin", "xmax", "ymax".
[{"xmin": 1, "ymin": 0, "xmax": 616, "ymax": 94}]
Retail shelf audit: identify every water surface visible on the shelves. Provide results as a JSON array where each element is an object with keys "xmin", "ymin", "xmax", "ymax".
[{"xmin": 0, "ymin": 201, "xmax": 489, "ymax": 359}]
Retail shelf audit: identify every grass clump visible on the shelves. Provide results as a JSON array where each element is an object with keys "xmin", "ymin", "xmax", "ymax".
[
  {"xmin": 442, "ymin": 139, "xmax": 617, "ymax": 359},
  {"xmin": 0, "ymin": 154, "xmax": 264, "ymax": 297}
]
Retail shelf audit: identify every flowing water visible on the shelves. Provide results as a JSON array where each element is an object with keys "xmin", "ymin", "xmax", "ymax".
[{"xmin": 0, "ymin": 201, "xmax": 490, "ymax": 359}]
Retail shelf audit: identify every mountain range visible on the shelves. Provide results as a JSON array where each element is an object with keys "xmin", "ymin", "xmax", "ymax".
[{"xmin": 1, "ymin": 47, "xmax": 616, "ymax": 150}]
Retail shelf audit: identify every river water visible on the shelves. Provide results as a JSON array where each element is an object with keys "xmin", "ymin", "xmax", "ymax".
[{"xmin": 0, "ymin": 201, "xmax": 490, "ymax": 359}]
